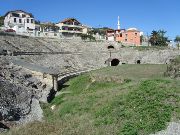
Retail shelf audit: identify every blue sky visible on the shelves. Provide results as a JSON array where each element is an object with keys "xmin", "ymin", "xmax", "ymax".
[{"xmin": 0, "ymin": 0, "xmax": 179, "ymax": 39}]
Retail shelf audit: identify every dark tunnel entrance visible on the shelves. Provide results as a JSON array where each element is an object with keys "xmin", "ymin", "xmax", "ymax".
[
  {"xmin": 111, "ymin": 59, "xmax": 120, "ymax": 66},
  {"xmin": 137, "ymin": 60, "xmax": 141, "ymax": 64},
  {"xmin": 107, "ymin": 45, "xmax": 115, "ymax": 49}
]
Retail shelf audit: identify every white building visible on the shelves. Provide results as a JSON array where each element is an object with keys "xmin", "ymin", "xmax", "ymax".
[
  {"xmin": 106, "ymin": 29, "xmax": 115, "ymax": 41},
  {"xmin": 4, "ymin": 10, "xmax": 36, "ymax": 36}
]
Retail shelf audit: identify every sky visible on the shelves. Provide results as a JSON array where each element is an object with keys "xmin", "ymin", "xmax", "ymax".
[{"xmin": 0, "ymin": 0, "xmax": 180, "ymax": 40}]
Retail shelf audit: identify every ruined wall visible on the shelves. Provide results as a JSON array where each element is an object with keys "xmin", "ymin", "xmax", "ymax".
[{"xmin": 0, "ymin": 34, "xmax": 179, "ymax": 69}]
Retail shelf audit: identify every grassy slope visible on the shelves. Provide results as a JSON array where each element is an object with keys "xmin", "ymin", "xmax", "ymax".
[{"xmin": 2, "ymin": 65, "xmax": 180, "ymax": 135}]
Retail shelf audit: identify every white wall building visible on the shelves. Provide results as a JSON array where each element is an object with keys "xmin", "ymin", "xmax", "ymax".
[
  {"xmin": 4, "ymin": 10, "xmax": 36, "ymax": 36},
  {"xmin": 3, "ymin": 11, "xmax": 89, "ymax": 39}
]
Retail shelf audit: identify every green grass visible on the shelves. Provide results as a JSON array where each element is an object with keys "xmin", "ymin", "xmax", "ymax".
[
  {"xmin": 2, "ymin": 64, "xmax": 180, "ymax": 135},
  {"xmin": 95, "ymin": 79, "xmax": 179, "ymax": 134}
]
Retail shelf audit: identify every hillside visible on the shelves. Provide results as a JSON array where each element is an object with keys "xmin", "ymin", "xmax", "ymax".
[{"xmin": 2, "ymin": 64, "xmax": 179, "ymax": 135}]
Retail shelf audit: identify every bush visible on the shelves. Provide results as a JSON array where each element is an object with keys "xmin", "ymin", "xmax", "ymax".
[{"xmin": 81, "ymin": 34, "xmax": 96, "ymax": 41}]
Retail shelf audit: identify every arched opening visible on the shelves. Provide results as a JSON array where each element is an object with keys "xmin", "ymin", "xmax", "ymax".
[
  {"xmin": 111, "ymin": 59, "xmax": 120, "ymax": 66},
  {"xmin": 32, "ymin": 84, "xmax": 38, "ymax": 89},
  {"xmin": 107, "ymin": 45, "xmax": 114, "ymax": 49},
  {"xmin": 137, "ymin": 60, "xmax": 141, "ymax": 64}
]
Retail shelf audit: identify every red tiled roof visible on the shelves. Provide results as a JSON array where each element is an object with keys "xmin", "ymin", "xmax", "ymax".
[{"xmin": 59, "ymin": 18, "xmax": 81, "ymax": 24}]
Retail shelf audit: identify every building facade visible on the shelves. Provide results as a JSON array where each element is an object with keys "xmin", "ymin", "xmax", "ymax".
[
  {"xmin": 56, "ymin": 18, "xmax": 88, "ymax": 37},
  {"xmin": 116, "ymin": 28, "xmax": 141, "ymax": 46},
  {"xmin": 106, "ymin": 29, "xmax": 116, "ymax": 41},
  {"xmin": 106, "ymin": 16, "xmax": 141, "ymax": 46},
  {"xmin": 4, "ymin": 10, "xmax": 36, "ymax": 36}
]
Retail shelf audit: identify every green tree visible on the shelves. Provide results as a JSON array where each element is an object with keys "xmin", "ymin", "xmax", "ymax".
[
  {"xmin": 149, "ymin": 30, "xmax": 168, "ymax": 46},
  {"xmin": 81, "ymin": 34, "xmax": 96, "ymax": 41},
  {"xmin": 88, "ymin": 27, "xmax": 108, "ymax": 36},
  {"xmin": 174, "ymin": 35, "xmax": 180, "ymax": 50},
  {"xmin": 140, "ymin": 35, "xmax": 144, "ymax": 44},
  {"xmin": 0, "ymin": 16, "xmax": 4, "ymax": 27},
  {"xmin": 40, "ymin": 23, "xmax": 59, "ymax": 32}
]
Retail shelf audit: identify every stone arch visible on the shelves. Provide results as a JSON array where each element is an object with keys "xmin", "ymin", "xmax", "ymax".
[
  {"xmin": 137, "ymin": 60, "xmax": 141, "ymax": 64},
  {"xmin": 107, "ymin": 45, "xmax": 114, "ymax": 49},
  {"xmin": 111, "ymin": 59, "xmax": 120, "ymax": 66}
]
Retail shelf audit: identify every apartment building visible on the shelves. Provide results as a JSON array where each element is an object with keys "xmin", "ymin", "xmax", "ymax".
[
  {"xmin": 116, "ymin": 28, "xmax": 141, "ymax": 46},
  {"xmin": 106, "ymin": 16, "xmax": 141, "ymax": 46},
  {"xmin": 4, "ymin": 10, "xmax": 36, "ymax": 35},
  {"xmin": 56, "ymin": 18, "xmax": 88, "ymax": 37}
]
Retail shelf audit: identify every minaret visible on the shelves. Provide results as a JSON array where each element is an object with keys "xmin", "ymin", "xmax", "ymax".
[{"xmin": 117, "ymin": 16, "xmax": 120, "ymax": 30}]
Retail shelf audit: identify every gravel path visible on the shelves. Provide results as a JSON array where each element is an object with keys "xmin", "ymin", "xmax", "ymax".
[{"xmin": 151, "ymin": 122, "xmax": 180, "ymax": 135}]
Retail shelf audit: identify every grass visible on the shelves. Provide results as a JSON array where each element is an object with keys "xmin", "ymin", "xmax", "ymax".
[
  {"xmin": 92, "ymin": 64, "xmax": 167, "ymax": 81},
  {"xmin": 1, "ymin": 64, "xmax": 180, "ymax": 135}
]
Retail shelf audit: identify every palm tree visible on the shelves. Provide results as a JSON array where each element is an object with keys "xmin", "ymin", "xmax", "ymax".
[
  {"xmin": 174, "ymin": 36, "xmax": 180, "ymax": 50},
  {"xmin": 149, "ymin": 30, "xmax": 168, "ymax": 46},
  {"xmin": 149, "ymin": 30, "xmax": 159, "ymax": 46}
]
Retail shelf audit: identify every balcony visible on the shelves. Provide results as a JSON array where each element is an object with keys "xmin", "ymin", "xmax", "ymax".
[
  {"xmin": 61, "ymin": 23, "xmax": 83, "ymax": 28},
  {"xmin": 60, "ymin": 30, "xmax": 83, "ymax": 34}
]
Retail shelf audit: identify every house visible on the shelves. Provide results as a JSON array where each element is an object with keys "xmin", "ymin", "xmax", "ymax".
[
  {"xmin": 106, "ymin": 29, "xmax": 116, "ymax": 41},
  {"xmin": 116, "ymin": 28, "xmax": 141, "ymax": 46},
  {"xmin": 106, "ymin": 16, "xmax": 141, "ymax": 46},
  {"xmin": 106, "ymin": 28, "xmax": 141, "ymax": 46},
  {"xmin": 4, "ymin": 10, "xmax": 36, "ymax": 36},
  {"xmin": 56, "ymin": 18, "xmax": 88, "ymax": 37}
]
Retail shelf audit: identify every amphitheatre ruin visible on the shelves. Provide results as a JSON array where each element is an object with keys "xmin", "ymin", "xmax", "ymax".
[{"xmin": 0, "ymin": 33, "xmax": 180, "ymax": 134}]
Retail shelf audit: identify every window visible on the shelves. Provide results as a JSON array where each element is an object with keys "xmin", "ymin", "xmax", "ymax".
[
  {"xmin": 19, "ymin": 19, "xmax": 22, "ymax": 23},
  {"xmin": 22, "ymin": 14, "xmax": 26, "ymax": 18},
  {"xmin": 14, "ymin": 18, "xmax": 16, "ymax": 23},
  {"xmin": 135, "ymin": 33, "xmax": 137, "ymax": 36},
  {"xmin": 125, "ymin": 39, "xmax": 127, "ymax": 42},
  {"xmin": 125, "ymin": 34, "xmax": 128, "ymax": 37},
  {"xmin": 120, "ymin": 33, "xmax": 122, "ymax": 37},
  {"xmin": 31, "ymin": 19, "xmax": 34, "ymax": 23},
  {"xmin": 12, "ymin": 13, "xmax": 19, "ymax": 17},
  {"xmin": 27, "ymin": 19, "xmax": 29, "ymax": 23}
]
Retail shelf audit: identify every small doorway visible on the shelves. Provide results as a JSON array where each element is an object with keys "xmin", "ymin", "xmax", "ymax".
[
  {"xmin": 111, "ymin": 59, "xmax": 120, "ymax": 66},
  {"xmin": 137, "ymin": 60, "xmax": 141, "ymax": 64}
]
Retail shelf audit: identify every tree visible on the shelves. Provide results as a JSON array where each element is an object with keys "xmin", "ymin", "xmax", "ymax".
[
  {"xmin": 0, "ymin": 16, "xmax": 4, "ymax": 27},
  {"xmin": 88, "ymin": 27, "xmax": 108, "ymax": 36},
  {"xmin": 140, "ymin": 35, "xmax": 144, "ymax": 44},
  {"xmin": 174, "ymin": 35, "xmax": 180, "ymax": 50},
  {"xmin": 40, "ymin": 23, "xmax": 59, "ymax": 32},
  {"xmin": 80, "ymin": 34, "xmax": 96, "ymax": 41},
  {"xmin": 149, "ymin": 30, "xmax": 168, "ymax": 46}
]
